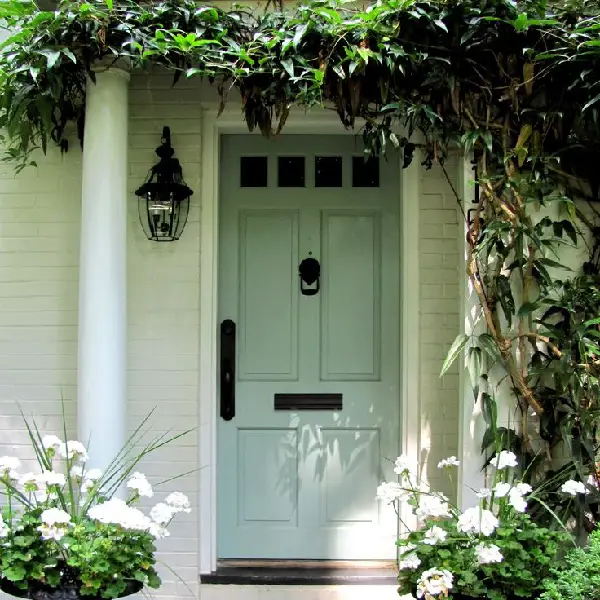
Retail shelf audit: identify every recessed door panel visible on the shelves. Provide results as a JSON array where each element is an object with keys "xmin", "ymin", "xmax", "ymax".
[
  {"xmin": 320, "ymin": 211, "xmax": 381, "ymax": 381},
  {"xmin": 238, "ymin": 210, "xmax": 299, "ymax": 380},
  {"xmin": 238, "ymin": 428, "xmax": 298, "ymax": 524}
]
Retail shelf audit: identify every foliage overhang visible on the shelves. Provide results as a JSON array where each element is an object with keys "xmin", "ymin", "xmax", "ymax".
[{"xmin": 4, "ymin": 0, "xmax": 600, "ymax": 531}]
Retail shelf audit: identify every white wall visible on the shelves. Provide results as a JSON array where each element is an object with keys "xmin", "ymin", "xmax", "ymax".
[
  {"xmin": 0, "ymin": 73, "xmax": 461, "ymax": 597},
  {"xmin": 0, "ymin": 145, "xmax": 81, "ymax": 465},
  {"xmin": 126, "ymin": 74, "xmax": 202, "ymax": 600},
  {"xmin": 418, "ymin": 158, "xmax": 460, "ymax": 499}
]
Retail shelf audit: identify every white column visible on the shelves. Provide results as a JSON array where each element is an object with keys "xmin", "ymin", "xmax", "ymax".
[
  {"xmin": 457, "ymin": 154, "xmax": 487, "ymax": 508},
  {"xmin": 77, "ymin": 67, "xmax": 129, "ymax": 470}
]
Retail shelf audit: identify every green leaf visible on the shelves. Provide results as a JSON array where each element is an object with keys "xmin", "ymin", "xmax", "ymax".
[
  {"xmin": 467, "ymin": 346, "xmax": 482, "ymax": 400},
  {"xmin": 293, "ymin": 23, "xmax": 307, "ymax": 49},
  {"xmin": 478, "ymin": 333, "xmax": 500, "ymax": 362},
  {"xmin": 440, "ymin": 333, "xmax": 469, "ymax": 377},
  {"xmin": 481, "ymin": 393, "xmax": 497, "ymax": 431},
  {"xmin": 434, "ymin": 19, "xmax": 448, "ymax": 33},
  {"xmin": 583, "ymin": 92, "xmax": 600, "ymax": 112},
  {"xmin": 62, "ymin": 48, "xmax": 77, "ymax": 63},
  {"xmin": 41, "ymin": 50, "xmax": 61, "ymax": 69},
  {"xmin": 332, "ymin": 63, "xmax": 345, "ymax": 79},
  {"xmin": 497, "ymin": 275, "xmax": 515, "ymax": 327},
  {"xmin": 482, "ymin": 130, "xmax": 493, "ymax": 153},
  {"xmin": 281, "ymin": 58, "xmax": 294, "ymax": 78},
  {"xmin": 518, "ymin": 302, "xmax": 540, "ymax": 317}
]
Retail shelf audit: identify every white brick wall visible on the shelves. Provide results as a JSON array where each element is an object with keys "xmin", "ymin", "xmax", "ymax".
[
  {"xmin": 0, "ymin": 145, "xmax": 81, "ymax": 467},
  {"xmin": 126, "ymin": 74, "xmax": 201, "ymax": 600},
  {"xmin": 0, "ymin": 73, "xmax": 462, "ymax": 598},
  {"xmin": 418, "ymin": 160, "xmax": 460, "ymax": 500}
]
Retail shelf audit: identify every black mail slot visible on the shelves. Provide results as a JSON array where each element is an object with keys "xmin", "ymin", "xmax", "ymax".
[{"xmin": 274, "ymin": 393, "xmax": 342, "ymax": 411}]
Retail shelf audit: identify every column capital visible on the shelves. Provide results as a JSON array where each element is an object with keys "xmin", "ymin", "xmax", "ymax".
[{"xmin": 91, "ymin": 57, "xmax": 131, "ymax": 80}]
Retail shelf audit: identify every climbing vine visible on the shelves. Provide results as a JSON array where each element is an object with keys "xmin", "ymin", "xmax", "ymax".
[{"xmin": 2, "ymin": 0, "xmax": 600, "ymax": 528}]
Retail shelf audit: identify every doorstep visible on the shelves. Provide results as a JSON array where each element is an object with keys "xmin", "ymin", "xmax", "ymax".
[{"xmin": 200, "ymin": 561, "xmax": 399, "ymax": 586}]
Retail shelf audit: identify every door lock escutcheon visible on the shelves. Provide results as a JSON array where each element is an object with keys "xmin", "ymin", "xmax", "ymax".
[{"xmin": 220, "ymin": 319, "xmax": 236, "ymax": 421}]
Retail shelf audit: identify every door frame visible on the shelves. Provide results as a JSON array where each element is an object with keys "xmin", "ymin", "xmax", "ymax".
[{"xmin": 197, "ymin": 107, "xmax": 421, "ymax": 574}]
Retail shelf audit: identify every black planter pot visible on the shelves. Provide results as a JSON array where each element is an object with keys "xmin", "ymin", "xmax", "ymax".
[{"xmin": 0, "ymin": 579, "xmax": 143, "ymax": 600}]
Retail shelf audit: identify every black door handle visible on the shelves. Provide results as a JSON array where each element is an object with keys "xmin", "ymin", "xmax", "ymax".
[{"xmin": 220, "ymin": 319, "xmax": 236, "ymax": 421}]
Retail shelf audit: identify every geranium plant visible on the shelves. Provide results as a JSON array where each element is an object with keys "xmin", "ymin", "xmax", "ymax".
[
  {"xmin": 378, "ymin": 452, "xmax": 575, "ymax": 600},
  {"xmin": 0, "ymin": 416, "xmax": 192, "ymax": 599}
]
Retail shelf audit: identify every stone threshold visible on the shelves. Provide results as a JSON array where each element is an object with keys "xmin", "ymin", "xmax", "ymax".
[{"xmin": 200, "ymin": 560, "xmax": 399, "ymax": 586}]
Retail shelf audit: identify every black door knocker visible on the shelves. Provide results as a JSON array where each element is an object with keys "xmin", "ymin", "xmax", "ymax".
[{"xmin": 299, "ymin": 257, "xmax": 321, "ymax": 296}]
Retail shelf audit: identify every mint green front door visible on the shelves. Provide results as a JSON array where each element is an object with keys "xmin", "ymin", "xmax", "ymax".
[{"xmin": 217, "ymin": 135, "xmax": 400, "ymax": 560}]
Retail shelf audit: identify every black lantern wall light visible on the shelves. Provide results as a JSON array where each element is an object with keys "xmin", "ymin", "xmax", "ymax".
[{"xmin": 135, "ymin": 126, "xmax": 193, "ymax": 241}]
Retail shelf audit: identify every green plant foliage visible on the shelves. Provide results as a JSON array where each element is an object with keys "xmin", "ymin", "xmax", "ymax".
[
  {"xmin": 0, "ymin": 0, "xmax": 598, "ymax": 175},
  {"xmin": 0, "ymin": 412, "xmax": 193, "ymax": 598},
  {"xmin": 540, "ymin": 527, "xmax": 600, "ymax": 600},
  {"xmin": 381, "ymin": 455, "xmax": 571, "ymax": 600}
]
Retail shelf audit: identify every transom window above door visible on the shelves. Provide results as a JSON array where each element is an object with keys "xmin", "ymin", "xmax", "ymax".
[{"xmin": 239, "ymin": 154, "xmax": 380, "ymax": 188}]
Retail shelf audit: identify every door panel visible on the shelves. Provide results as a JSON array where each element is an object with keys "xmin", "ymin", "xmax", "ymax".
[
  {"xmin": 238, "ymin": 210, "xmax": 299, "ymax": 380},
  {"xmin": 321, "ymin": 211, "xmax": 381, "ymax": 380},
  {"xmin": 218, "ymin": 135, "xmax": 401, "ymax": 560}
]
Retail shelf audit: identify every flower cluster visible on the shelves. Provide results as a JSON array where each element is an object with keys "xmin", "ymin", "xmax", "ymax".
[
  {"xmin": 377, "ymin": 452, "xmax": 571, "ymax": 598},
  {"xmin": 0, "ymin": 423, "xmax": 193, "ymax": 598},
  {"xmin": 417, "ymin": 568, "xmax": 453, "ymax": 599}
]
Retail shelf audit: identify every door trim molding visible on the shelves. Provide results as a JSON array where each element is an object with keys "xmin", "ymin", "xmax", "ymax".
[{"xmin": 198, "ymin": 107, "xmax": 421, "ymax": 574}]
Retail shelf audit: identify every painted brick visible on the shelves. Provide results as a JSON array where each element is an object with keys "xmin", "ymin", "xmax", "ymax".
[{"xmin": 419, "ymin": 160, "xmax": 460, "ymax": 500}]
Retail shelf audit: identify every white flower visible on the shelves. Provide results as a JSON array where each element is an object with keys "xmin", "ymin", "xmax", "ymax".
[
  {"xmin": 41, "ymin": 435, "xmax": 63, "ymax": 454},
  {"xmin": 0, "ymin": 456, "xmax": 20, "ymax": 474},
  {"xmin": 70, "ymin": 465, "xmax": 85, "ymax": 481},
  {"xmin": 415, "ymin": 494, "xmax": 452, "ymax": 520},
  {"xmin": 476, "ymin": 487, "xmax": 492, "ymax": 499},
  {"xmin": 495, "ymin": 451, "xmax": 518, "ymax": 470},
  {"xmin": 85, "ymin": 468, "xmax": 102, "ymax": 481},
  {"xmin": 437, "ymin": 456, "xmax": 460, "ymax": 469},
  {"xmin": 37, "ymin": 470, "xmax": 66, "ymax": 487},
  {"xmin": 127, "ymin": 472, "xmax": 153, "ymax": 498},
  {"xmin": 588, "ymin": 474, "xmax": 599, "ymax": 489},
  {"xmin": 150, "ymin": 502, "xmax": 175, "ymax": 525},
  {"xmin": 37, "ymin": 524, "xmax": 67, "ymax": 541},
  {"xmin": 41, "ymin": 508, "xmax": 71, "ymax": 526},
  {"xmin": 393, "ymin": 455, "xmax": 413, "ymax": 475},
  {"xmin": 513, "ymin": 482, "xmax": 532, "ymax": 496},
  {"xmin": 423, "ymin": 526, "xmax": 447, "ymax": 545},
  {"xmin": 399, "ymin": 553, "xmax": 421, "ymax": 570},
  {"xmin": 88, "ymin": 498, "xmax": 151, "ymax": 531},
  {"xmin": 148, "ymin": 522, "xmax": 170, "ymax": 539},
  {"xmin": 457, "ymin": 507, "xmax": 499, "ymax": 536},
  {"xmin": 508, "ymin": 491, "xmax": 528, "ymax": 513},
  {"xmin": 376, "ymin": 481, "xmax": 407, "ymax": 504},
  {"xmin": 416, "ymin": 568, "xmax": 453, "ymax": 598},
  {"xmin": 59, "ymin": 441, "xmax": 88, "ymax": 463},
  {"xmin": 494, "ymin": 482, "xmax": 511, "ymax": 498},
  {"xmin": 165, "ymin": 491, "xmax": 191, "ymax": 513},
  {"xmin": 398, "ymin": 543, "xmax": 416, "ymax": 555},
  {"xmin": 0, "ymin": 515, "xmax": 8, "ymax": 537},
  {"xmin": 20, "ymin": 472, "xmax": 41, "ymax": 491},
  {"xmin": 80, "ymin": 468, "xmax": 102, "ymax": 493},
  {"xmin": 475, "ymin": 543, "xmax": 503, "ymax": 565},
  {"xmin": 561, "ymin": 480, "xmax": 588, "ymax": 496}
]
